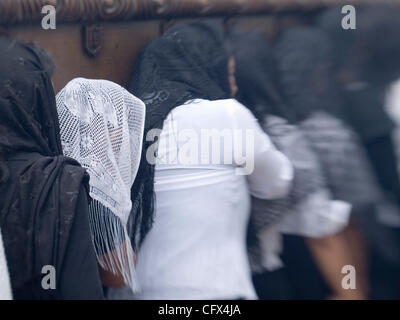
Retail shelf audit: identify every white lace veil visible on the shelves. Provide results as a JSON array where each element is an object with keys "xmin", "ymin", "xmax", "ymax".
[{"xmin": 56, "ymin": 78, "xmax": 145, "ymax": 292}]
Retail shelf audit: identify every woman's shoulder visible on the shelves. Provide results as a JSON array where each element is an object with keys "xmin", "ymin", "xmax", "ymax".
[
  {"xmin": 174, "ymin": 98, "xmax": 251, "ymax": 116},
  {"xmin": 166, "ymin": 98, "xmax": 258, "ymax": 131},
  {"xmin": 198, "ymin": 98, "xmax": 248, "ymax": 109}
]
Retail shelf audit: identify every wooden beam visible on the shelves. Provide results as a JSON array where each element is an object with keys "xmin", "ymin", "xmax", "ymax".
[{"xmin": 1, "ymin": 0, "xmax": 397, "ymax": 25}]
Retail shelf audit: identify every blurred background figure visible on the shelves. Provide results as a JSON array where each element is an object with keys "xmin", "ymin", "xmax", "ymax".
[
  {"xmin": 317, "ymin": 6, "xmax": 400, "ymax": 210},
  {"xmin": 274, "ymin": 26, "xmax": 388, "ymax": 299},
  {"xmin": 317, "ymin": 6, "xmax": 400, "ymax": 299},
  {"xmin": 235, "ymin": 29, "xmax": 378, "ymax": 299},
  {"xmin": 232, "ymin": 28, "xmax": 365, "ymax": 300}
]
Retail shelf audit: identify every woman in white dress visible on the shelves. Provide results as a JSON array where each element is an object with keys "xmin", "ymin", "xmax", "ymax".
[{"xmin": 128, "ymin": 21, "xmax": 293, "ymax": 300}]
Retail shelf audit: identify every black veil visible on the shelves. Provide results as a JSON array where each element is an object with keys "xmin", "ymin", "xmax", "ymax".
[
  {"xmin": 0, "ymin": 36, "xmax": 99, "ymax": 299},
  {"xmin": 128, "ymin": 21, "xmax": 232, "ymax": 246}
]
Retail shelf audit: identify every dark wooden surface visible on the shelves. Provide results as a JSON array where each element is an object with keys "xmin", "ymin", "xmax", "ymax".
[
  {"xmin": 0, "ymin": 0, "xmax": 388, "ymax": 25},
  {"xmin": 3, "ymin": 0, "xmax": 397, "ymax": 92},
  {"xmin": 8, "ymin": 15, "xmax": 308, "ymax": 92}
]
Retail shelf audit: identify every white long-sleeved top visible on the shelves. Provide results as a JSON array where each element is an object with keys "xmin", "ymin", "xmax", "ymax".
[
  {"xmin": 135, "ymin": 99, "xmax": 293, "ymax": 299},
  {"xmin": 0, "ymin": 230, "xmax": 12, "ymax": 300}
]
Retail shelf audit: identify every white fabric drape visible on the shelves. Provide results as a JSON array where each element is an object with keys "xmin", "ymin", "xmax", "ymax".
[{"xmin": 57, "ymin": 78, "xmax": 146, "ymax": 292}]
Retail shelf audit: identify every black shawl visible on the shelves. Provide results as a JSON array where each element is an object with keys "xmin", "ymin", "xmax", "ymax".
[{"xmin": 0, "ymin": 36, "xmax": 98, "ymax": 299}]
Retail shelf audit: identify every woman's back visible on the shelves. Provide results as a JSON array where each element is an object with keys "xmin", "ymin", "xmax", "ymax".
[{"xmin": 136, "ymin": 98, "xmax": 293, "ymax": 299}]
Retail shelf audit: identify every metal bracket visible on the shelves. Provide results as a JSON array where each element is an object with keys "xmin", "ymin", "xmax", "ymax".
[{"xmin": 82, "ymin": 24, "xmax": 103, "ymax": 58}]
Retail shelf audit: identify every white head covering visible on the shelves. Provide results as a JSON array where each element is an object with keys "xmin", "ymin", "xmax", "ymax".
[
  {"xmin": 0, "ymin": 230, "xmax": 12, "ymax": 300},
  {"xmin": 56, "ymin": 78, "xmax": 146, "ymax": 292}
]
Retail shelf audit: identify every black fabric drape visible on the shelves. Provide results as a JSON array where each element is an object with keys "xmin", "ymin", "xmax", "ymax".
[{"xmin": 0, "ymin": 36, "xmax": 102, "ymax": 299}]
